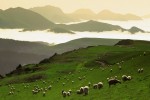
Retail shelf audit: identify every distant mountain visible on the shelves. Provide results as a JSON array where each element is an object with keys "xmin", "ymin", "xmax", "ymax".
[
  {"xmin": 30, "ymin": 5, "xmax": 77, "ymax": 23},
  {"xmin": 58, "ymin": 20, "xmax": 145, "ymax": 33},
  {"xmin": 97, "ymin": 10, "xmax": 142, "ymax": 21},
  {"xmin": 58, "ymin": 20, "xmax": 125, "ymax": 32},
  {"xmin": 68, "ymin": 9, "xmax": 96, "ymax": 20},
  {"xmin": 0, "ymin": 7, "xmax": 54, "ymax": 29},
  {"xmin": 0, "ymin": 38, "xmax": 121, "ymax": 75},
  {"xmin": 0, "ymin": 7, "xmax": 144, "ymax": 34},
  {"xmin": 128, "ymin": 27, "xmax": 145, "ymax": 34}
]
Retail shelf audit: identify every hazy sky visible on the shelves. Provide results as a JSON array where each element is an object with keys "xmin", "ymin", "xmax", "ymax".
[{"xmin": 0, "ymin": 0, "xmax": 150, "ymax": 15}]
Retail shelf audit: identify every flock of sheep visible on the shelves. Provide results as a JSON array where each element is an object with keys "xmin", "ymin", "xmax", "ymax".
[
  {"xmin": 6, "ymin": 64, "xmax": 144, "ymax": 98},
  {"xmin": 61, "ymin": 64, "xmax": 144, "ymax": 97},
  {"xmin": 6, "ymin": 52, "xmax": 146, "ymax": 98}
]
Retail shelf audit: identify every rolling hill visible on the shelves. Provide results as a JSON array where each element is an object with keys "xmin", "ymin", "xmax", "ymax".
[{"xmin": 0, "ymin": 38, "xmax": 121, "ymax": 76}]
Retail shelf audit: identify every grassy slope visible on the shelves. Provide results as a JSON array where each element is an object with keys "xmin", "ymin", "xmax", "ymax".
[{"xmin": 0, "ymin": 40, "xmax": 150, "ymax": 100}]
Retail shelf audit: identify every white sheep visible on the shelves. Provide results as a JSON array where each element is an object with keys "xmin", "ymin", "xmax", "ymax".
[
  {"xmin": 97, "ymin": 82, "xmax": 103, "ymax": 89},
  {"xmin": 43, "ymin": 91, "xmax": 46, "ymax": 97},
  {"xmin": 119, "ymin": 66, "xmax": 122, "ymax": 70},
  {"xmin": 80, "ymin": 87, "xmax": 84, "ymax": 94},
  {"xmin": 127, "ymin": 76, "xmax": 132, "ymax": 80},
  {"xmin": 107, "ymin": 78, "xmax": 110, "ymax": 81},
  {"xmin": 93, "ymin": 84, "xmax": 98, "ymax": 89},
  {"xmin": 71, "ymin": 81, "xmax": 74, "ymax": 84},
  {"xmin": 68, "ymin": 89, "xmax": 72, "ymax": 93},
  {"xmin": 62, "ymin": 91, "xmax": 67, "ymax": 97},
  {"xmin": 48, "ymin": 85, "xmax": 52, "ymax": 90},
  {"xmin": 122, "ymin": 75, "xmax": 132, "ymax": 81},
  {"xmin": 67, "ymin": 92, "xmax": 71, "ymax": 96},
  {"xmin": 78, "ymin": 77, "xmax": 82, "ymax": 81},
  {"xmin": 88, "ymin": 82, "xmax": 91, "ymax": 87},
  {"xmin": 76, "ymin": 90, "xmax": 81, "ymax": 94},
  {"xmin": 141, "ymin": 68, "xmax": 144, "ymax": 73},
  {"xmin": 83, "ymin": 86, "xmax": 89, "ymax": 95},
  {"xmin": 138, "ymin": 69, "xmax": 141, "ymax": 73}
]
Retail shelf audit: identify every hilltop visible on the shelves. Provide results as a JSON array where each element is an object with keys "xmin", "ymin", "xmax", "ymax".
[{"xmin": 0, "ymin": 7, "xmax": 54, "ymax": 29}]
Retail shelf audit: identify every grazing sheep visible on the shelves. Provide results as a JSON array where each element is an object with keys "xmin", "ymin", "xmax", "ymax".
[
  {"xmin": 76, "ymin": 90, "xmax": 81, "ymax": 94},
  {"xmin": 138, "ymin": 69, "xmax": 141, "ymax": 73},
  {"xmin": 119, "ymin": 66, "xmax": 122, "ymax": 70},
  {"xmin": 8, "ymin": 91, "xmax": 14, "ymax": 95},
  {"xmin": 67, "ymin": 92, "xmax": 71, "ymax": 96},
  {"xmin": 93, "ymin": 84, "xmax": 98, "ymax": 89},
  {"xmin": 48, "ymin": 85, "xmax": 52, "ymax": 90},
  {"xmin": 97, "ymin": 82, "xmax": 103, "ymax": 89},
  {"xmin": 88, "ymin": 82, "xmax": 91, "ymax": 87},
  {"xmin": 72, "ymin": 81, "xmax": 74, "ymax": 84},
  {"xmin": 32, "ymin": 90, "xmax": 38, "ymax": 95},
  {"xmin": 116, "ymin": 63, "xmax": 120, "ymax": 65},
  {"xmin": 43, "ymin": 81, "xmax": 46, "ymax": 84},
  {"xmin": 122, "ymin": 75, "xmax": 132, "ymax": 81},
  {"xmin": 62, "ymin": 90, "xmax": 64, "ymax": 95},
  {"xmin": 127, "ymin": 76, "xmax": 132, "ymax": 80},
  {"xmin": 68, "ymin": 89, "xmax": 72, "ymax": 93},
  {"xmin": 138, "ymin": 68, "xmax": 144, "ymax": 73},
  {"xmin": 44, "ymin": 87, "xmax": 48, "ymax": 92},
  {"xmin": 78, "ymin": 77, "xmax": 82, "ymax": 81},
  {"xmin": 41, "ymin": 88, "xmax": 43, "ymax": 91},
  {"xmin": 122, "ymin": 75, "xmax": 128, "ymax": 81},
  {"xmin": 83, "ymin": 86, "xmax": 89, "ymax": 95},
  {"xmin": 80, "ymin": 87, "xmax": 84, "ymax": 94},
  {"xmin": 141, "ymin": 68, "xmax": 144, "ymax": 73},
  {"xmin": 143, "ymin": 52, "xmax": 146, "ymax": 56},
  {"xmin": 108, "ymin": 79, "xmax": 121, "ymax": 87},
  {"xmin": 107, "ymin": 78, "xmax": 110, "ymax": 81},
  {"xmin": 43, "ymin": 91, "xmax": 46, "ymax": 97},
  {"xmin": 62, "ymin": 91, "xmax": 67, "ymax": 97}
]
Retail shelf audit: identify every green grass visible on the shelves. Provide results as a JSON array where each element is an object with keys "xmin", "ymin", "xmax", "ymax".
[{"xmin": 0, "ymin": 41, "xmax": 150, "ymax": 100}]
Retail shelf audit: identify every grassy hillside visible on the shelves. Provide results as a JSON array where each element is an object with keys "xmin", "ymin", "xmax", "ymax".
[
  {"xmin": 0, "ymin": 38, "xmax": 120, "ymax": 75},
  {"xmin": 0, "ymin": 40, "xmax": 150, "ymax": 100}
]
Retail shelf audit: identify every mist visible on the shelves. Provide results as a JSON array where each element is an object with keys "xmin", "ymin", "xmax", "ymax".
[{"xmin": 0, "ymin": 19, "xmax": 150, "ymax": 44}]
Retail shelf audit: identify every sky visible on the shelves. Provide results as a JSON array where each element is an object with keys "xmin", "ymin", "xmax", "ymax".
[{"xmin": 0, "ymin": 0, "xmax": 150, "ymax": 15}]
